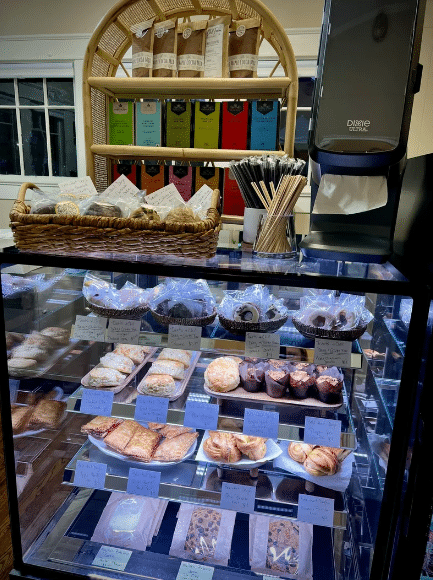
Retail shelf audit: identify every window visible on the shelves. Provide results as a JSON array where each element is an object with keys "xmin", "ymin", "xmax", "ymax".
[{"xmin": 0, "ymin": 77, "xmax": 77, "ymax": 178}]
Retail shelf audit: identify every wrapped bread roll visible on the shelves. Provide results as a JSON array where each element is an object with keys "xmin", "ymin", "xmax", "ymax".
[
  {"xmin": 288, "ymin": 442, "xmax": 315, "ymax": 463},
  {"xmin": 303, "ymin": 447, "xmax": 339, "ymax": 476}
]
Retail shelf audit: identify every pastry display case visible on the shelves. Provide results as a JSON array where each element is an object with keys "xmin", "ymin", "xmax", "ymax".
[{"xmin": 1, "ymin": 248, "xmax": 431, "ymax": 580}]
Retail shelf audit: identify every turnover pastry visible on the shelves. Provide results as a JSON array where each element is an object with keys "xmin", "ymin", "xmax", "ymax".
[
  {"xmin": 203, "ymin": 431, "xmax": 242, "ymax": 463},
  {"xmin": 156, "ymin": 424, "xmax": 194, "ymax": 439},
  {"xmin": 29, "ymin": 399, "xmax": 66, "ymax": 429},
  {"xmin": 204, "ymin": 357, "xmax": 240, "ymax": 393},
  {"xmin": 153, "ymin": 431, "xmax": 198, "ymax": 462},
  {"xmin": 81, "ymin": 416, "xmax": 124, "ymax": 437},
  {"xmin": 234, "ymin": 435, "xmax": 267, "ymax": 460},
  {"xmin": 123, "ymin": 424, "xmax": 163, "ymax": 462},
  {"xmin": 104, "ymin": 420, "xmax": 140, "ymax": 453}
]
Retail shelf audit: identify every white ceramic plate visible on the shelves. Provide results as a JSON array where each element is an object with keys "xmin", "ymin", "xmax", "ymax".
[
  {"xmin": 195, "ymin": 432, "xmax": 282, "ymax": 469},
  {"xmin": 88, "ymin": 432, "xmax": 198, "ymax": 467}
]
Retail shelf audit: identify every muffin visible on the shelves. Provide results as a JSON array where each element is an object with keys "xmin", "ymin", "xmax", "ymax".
[
  {"xmin": 316, "ymin": 375, "xmax": 343, "ymax": 403},
  {"xmin": 288, "ymin": 370, "xmax": 315, "ymax": 398},
  {"xmin": 239, "ymin": 358, "xmax": 268, "ymax": 392},
  {"xmin": 265, "ymin": 369, "xmax": 288, "ymax": 398}
]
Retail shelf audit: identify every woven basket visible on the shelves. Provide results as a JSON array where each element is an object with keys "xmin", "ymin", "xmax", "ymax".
[
  {"xmin": 292, "ymin": 317, "xmax": 368, "ymax": 341},
  {"xmin": 10, "ymin": 183, "xmax": 221, "ymax": 258},
  {"xmin": 86, "ymin": 301, "xmax": 149, "ymax": 319},
  {"xmin": 150, "ymin": 308, "xmax": 217, "ymax": 328},
  {"xmin": 218, "ymin": 312, "xmax": 288, "ymax": 334}
]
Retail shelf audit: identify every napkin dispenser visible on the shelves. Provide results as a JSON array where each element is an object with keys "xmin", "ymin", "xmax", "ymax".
[{"xmin": 300, "ymin": 0, "xmax": 425, "ymax": 263}]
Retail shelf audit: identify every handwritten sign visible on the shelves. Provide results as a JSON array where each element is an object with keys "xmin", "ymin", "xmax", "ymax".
[
  {"xmin": 314, "ymin": 338, "xmax": 352, "ymax": 368},
  {"xmin": 220, "ymin": 482, "xmax": 256, "ymax": 513},
  {"xmin": 297, "ymin": 494, "xmax": 334, "ymax": 527},
  {"xmin": 135, "ymin": 395, "xmax": 169, "ymax": 423},
  {"xmin": 243, "ymin": 408, "xmax": 279, "ymax": 439},
  {"xmin": 127, "ymin": 467, "xmax": 161, "ymax": 498},
  {"xmin": 184, "ymin": 400, "xmax": 219, "ymax": 431},
  {"xmin": 186, "ymin": 184, "xmax": 213, "ymax": 218},
  {"xmin": 245, "ymin": 332, "xmax": 280, "ymax": 359},
  {"xmin": 146, "ymin": 183, "xmax": 185, "ymax": 207},
  {"xmin": 168, "ymin": 324, "xmax": 201, "ymax": 351},
  {"xmin": 304, "ymin": 416, "xmax": 341, "ymax": 448},
  {"xmin": 74, "ymin": 460, "xmax": 107, "ymax": 490},
  {"xmin": 93, "ymin": 545, "xmax": 132, "ymax": 571},
  {"xmin": 104, "ymin": 173, "xmax": 139, "ymax": 197},
  {"xmin": 59, "ymin": 175, "xmax": 97, "ymax": 197},
  {"xmin": 106, "ymin": 319, "xmax": 141, "ymax": 344},
  {"xmin": 176, "ymin": 561, "xmax": 214, "ymax": 580},
  {"xmin": 72, "ymin": 315, "xmax": 107, "ymax": 342},
  {"xmin": 80, "ymin": 388, "xmax": 114, "ymax": 417}
]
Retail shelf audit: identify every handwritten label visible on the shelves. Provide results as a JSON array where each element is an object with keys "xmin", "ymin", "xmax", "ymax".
[
  {"xmin": 59, "ymin": 175, "xmax": 97, "ymax": 197},
  {"xmin": 127, "ymin": 467, "xmax": 161, "ymax": 498},
  {"xmin": 168, "ymin": 324, "xmax": 201, "ymax": 351},
  {"xmin": 103, "ymin": 174, "xmax": 140, "ymax": 208},
  {"xmin": 314, "ymin": 338, "xmax": 352, "ymax": 368},
  {"xmin": 298, "ymin": 494, "xmax": 334, "ymax": 527},
  {"xmin": 176, "ymin": 561, "xmax": 215, "ymax": 580},
  {"xmin": 184, "ymin": 400, "xmax": 219, "ymax": 430},
  {"xmin": 304, "ymin": 416, "xmax": 341, "ymax": 448},
  {"xmin": 146, "ymin": 183, "xmax": 185, "ymax": 207},
  {"xmin": 72, "ymin": 315, "xmax": 107, "ymax": 342},
  {"xmin": 245, "ymin": 332, "xmax": 280, "ymax": 359},
  {"xmin": 220, "ymin": 482, "xmax": 256, "ymax": 513},
  {"xmin": 74, "ymin": 460, "xmax": 107, "ymax": 490},
  {"xmin": 80, "ymin": 388, "xmax": 114, "ymax": 417},
  {"xmin": 243, "ymin": 408, "xmax": 279, "ymax": 439},
  {"xmin": 93, "ymin": 545, "xmax": 132, "ymax": 571},
  {"xmin": 106, "ymin": 319, "xmax": 141, "ymax": 344},
  {"xmin": 134, "ymin": 395, "xmax": 169, "ymax": 423},
  {"xmin": 186, "ymin": 184, "xmax": 214, "ymax": 218}
]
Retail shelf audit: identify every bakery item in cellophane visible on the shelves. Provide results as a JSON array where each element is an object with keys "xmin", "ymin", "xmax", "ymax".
[
  {"xmin": 170, "ymin": 503, "xmax": 236, "ymax": 566},
  {"xmin": 91, "ymin": 492, "xmax": 168, "ymax": 549},
  {"xmin": 250, "ymin": 514, "xmax": 313, "ymax": 579},
  {"xmin": 204, "ymin": 356, "xmax": 240, "ymax": 392}
]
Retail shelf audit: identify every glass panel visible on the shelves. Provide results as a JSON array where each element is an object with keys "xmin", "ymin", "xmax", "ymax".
[
  {"xmin": 0, "ymin": 79, "xmax": 16, "ymax": 105},
  {"xmin": 20, "ymin": 109, "xmax": 48, "ymax": 176},
  {"xmin": 298, "ymin": 77, "xmax": 315, "ymax": 108},
  {"xmin": 49, "ymin": 110, "xmax": 77, "ymax": 177},
  {"xmin": 47, "ymin": 78, "xmax": 75, "ymax": 106},
  {"xmin": 18, "ymin": 79, "xmax": 44, "ymax": 106},
  {"xmin": 0, "ymin": 109, "xmax": 20, "ymax": 174}
]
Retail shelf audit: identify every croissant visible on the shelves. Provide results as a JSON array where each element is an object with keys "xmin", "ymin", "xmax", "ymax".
[
  {"xmin": 325, "ymin": 446, "xmax": 352, "ymax": 463},
  {"xmin": 234, "ymin": 435, "xmax": 267, "ymax": 460},
  {"xmin": 288, "ymin": 442, "xmax": 316, "ymax": 463},
  {"xmin": 203, "ymin": 431, "xmax": 242, "ymax": 463},
  {"xmin": 303, "ymin": 447, "xmax": 339, "ymax": 476}
]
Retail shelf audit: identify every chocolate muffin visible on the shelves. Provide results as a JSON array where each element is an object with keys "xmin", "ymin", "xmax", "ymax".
[
  {"xmin": 289, "ymin": 370, "xmax": 315, "ymax": 398},
  {"xmin": 239, "ymin": 358, "xmax": 268, "ymax": 392},
  {"xmin": 316, "ymin": 375, "xmax": 343, "ymax": 403},
  {"xmin": 265, "ymin": 369, "xmax": 288, "ymax": 398}
]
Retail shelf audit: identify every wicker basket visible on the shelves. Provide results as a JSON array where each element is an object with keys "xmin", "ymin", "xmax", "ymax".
[
  {"xmin": 86, "ymin": 301, "xmax": 149, "ymax": 319},
  {"xmin": 10, "ymin": 183, "xmax": 221, "ymax": 258},
  {"xmin": 218, "ymin": 312, "xmax": 288, "ymax": 334},
  {"xmin": 292, "ymin": 317, "xmax": 368, "ymax": 341},
  {"xmin": 150, "ymin": 308, "xmax": 217, "ymax": 328}
]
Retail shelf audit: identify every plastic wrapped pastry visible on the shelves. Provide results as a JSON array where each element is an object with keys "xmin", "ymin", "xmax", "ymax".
[
  {"xmin": 149, "ymin": 278, "xmax": 216, "ymax": 320},
  {"xmin": 83, "ymin": 273, "xmax": 149, "ymax": 311}
]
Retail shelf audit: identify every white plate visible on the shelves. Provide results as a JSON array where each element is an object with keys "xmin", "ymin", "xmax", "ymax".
[
  {"xmin": 88, "ymin": 432, "xmax": 198, "ymax": 467},
  {"xmin": 196, "ymin": 431, "xmax": 282, "ymax": 469}
]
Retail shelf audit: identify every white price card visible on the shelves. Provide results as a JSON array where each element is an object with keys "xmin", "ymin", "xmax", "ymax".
[
  {"xmin": 243, "ymin": 408, "xmax": 279, "ymax": 440},
  {"xmin": 176, "ymin": 561, "xmax": 215, "ymax": 580},
  {"xmin": 168, "ymin": 324, "xmax": 202, "ymax": 351},
  {"xmin": 314, "ymin": 338, "xmax": 352, "ymax": 368},
  {"xmin": 74, "ymin": 460, "xmax": 107, "ymax": 490},
  {"xmin": 298, "ymin": 494, "xmax": 334, "ymax": 528},
  {"xmin": 220, "ymin": 482, "xmax": 256, "ymax": 514},
  {"xmin": 72, "ymin": 315, "xmax": 107, "ymax": 342},
  {"xmin": 304, "ymin": 416, "xmax": 342, "ymax": 448},
  {"xmin": 93, "ymin": 545, "xmax": 132, "ymax": 571},
  {"xmin": 106, "ymin": 318, "xmax": 141, "ymax": 344},
  {"xmin": 134, "ymin": 395, "xmax": 169, "ymax": 423},
  {"xmin": 80, "ymin": 388, "xmax": 114, "ymax": 417},
  {"xmin": 59, "ymin": 175, "xmax": 98, "ymax": 197},
  {"xmin": 146, "ymin": 183, "xmax": 185, "ymax": 207},
  {"xmin": 127, "ymin": 467, "xmax": 161, "ymax": 498},
  {"xmin": 245, "ymin": 332, "xmax": 280, "ymax": 359},
  {"xmin": 184, "ymin": 400, "xmax": 219, "ymax": 431}
]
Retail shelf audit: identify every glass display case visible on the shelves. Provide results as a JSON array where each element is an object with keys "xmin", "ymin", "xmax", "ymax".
[{"xmin": 1, "ymin": 249, "xmax": 430, "ymax": 580}]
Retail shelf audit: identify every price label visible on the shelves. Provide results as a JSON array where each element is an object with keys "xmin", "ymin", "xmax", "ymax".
[
  {"xmin": 92, "ymin": 545, "xmax": 132, "ymax": 571},
  {"xmin": 220, "ymin": 482, "xmax": 256, "ymax": 513},
  {"xmin": 184, "ymin": 401, "xmax": 219, "ymax": 431},
  {"xmin": 168, "ymin": 324, "xmax": 202, "ymax": 351},
  {"xmin": 127, "ymin": 467, "xmax": 161, "ymax": 498},
  {"xmin": 80, "ymin": 388, "xmax": 114, "ymax": 417},
  {"xmin": 263, "ymin": 576, "xmax": 280, "ymax": 580},
  {"xmin": 314, "ymin": 338, "xmax": 352, "ymax": 368},
  {"xmin": 59, "ymin": 175, "xmax": 98, "ymax": 197},
  {"xmin": 134, "ymin": 395, "xmax": 169, "ymax": 423},
  {"xmin": 298, "ymin": 494, "xmax": 334, "ymax": 527},
  {"xmin": 243, "ymin": 408, "xmax": 279, "ymax": 439},
  {"xmin": 106, "ymin": 319, "xmax": 141, "ymax": 344},
  {"xmin": 74, "ymin": 460, "xmax": 107, "ymax": 490},
  {"xmin": 304, "ymin": 416, "xmax": 341, "ymax": 448},
  {"xmin": 176, "ymin": 561, "xmax": 215, "ymax": 580},
  {"xmin": 72, "ymin": 315, "xmax": 107, "ymax": 342},
  {"xmin": 245, "ymin": 332, "xmax": 280, "ymax": 359}
]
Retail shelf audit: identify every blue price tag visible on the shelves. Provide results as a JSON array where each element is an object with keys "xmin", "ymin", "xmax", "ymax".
[
  {"xmin": 74, "ymin": 460, "xmax": 106, "ymax": 490},
  {"xmin": 134, "ymin": 395, "xmax": 169, "ymax": 423},
  {"xmin": 80, "ymin": 388, "xmax": 114, "ymax": 417},
  {"xmin": 243, "ymin": 408, "xmax": 279, "ymax": 439},
  {"xmin": 127, "ymin": 467, "xmax": 161, "ymax": 498},
  {"xmin": 184, "ymin": 400, "xmax": 219, "ymax": 431}
]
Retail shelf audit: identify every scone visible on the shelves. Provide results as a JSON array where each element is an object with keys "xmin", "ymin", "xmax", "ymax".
[
  {"xmin": 204, "ymin": 357, "xmax": 240, "ymax": 393},
  {"xmin": 137, "ymin": 374, "xmax": 176, "ymax": 397},
  {"xmin": 147, "ymin": 360, "xmax": 185, "ymax": 380},
  {"xmin": 12, "ymin": 345, "xmax": 48, "ymax": 361},
  {"xmin": 87, "ymin": 367, "xmax": 126, "ymax": 387},
  {"xmin": 99, "ymin": 353, "xmax": 134, "ymax": 374},
  {"xmin": 23, "ymin": 332, "xmax": 56, "ymax": 350},
  {"xmin": 113, "ymin": 344, "xmax": 145, "ymax": 365},
  {"xmin": 40, "ymin": 327, "xmax": 70, "ymax": 345},
  {"xmin": 157, "ymin": 348, "xmax": 191, "ymax": 368}
]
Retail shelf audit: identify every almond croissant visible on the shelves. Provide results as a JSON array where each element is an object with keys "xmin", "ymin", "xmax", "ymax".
[
  {"xmin": 203, "ymin": 431, "xmax": 242, "ymax": 463},
  {"xmin": 234, "ymin": 434, "xmax": 267, "ymax": 460}
]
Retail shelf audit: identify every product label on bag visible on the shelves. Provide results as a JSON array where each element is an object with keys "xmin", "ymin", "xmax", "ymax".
[
  {"xmin": 132, "ymin": 51, "xmax": 153, "ymax": 70},
  {"xmin": 136, "ymin": 100, "xmax": 161, "ymax": 147},
  {"xmin": 153, "ymin": 52, "xmax": 177, "ymax": 70},
  {"xmin": 228, "ymin": 54, "xmax": 258, "ymax": 72},
  {"xmin": 109, "ymin": 102, "xmax": 134, "ymax": 145},
  {"xmin": 204, "ymin": 23, "xmax": 225, "ymax": 78},
  {"xmin": 178, "ymin": 54, "xmax": 205, "ymax": 71}
]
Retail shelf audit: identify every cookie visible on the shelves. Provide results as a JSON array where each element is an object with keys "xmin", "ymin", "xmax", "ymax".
[{"xmin": 184, "ymin": 507, "xmax": 221, "ymax": 560}]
